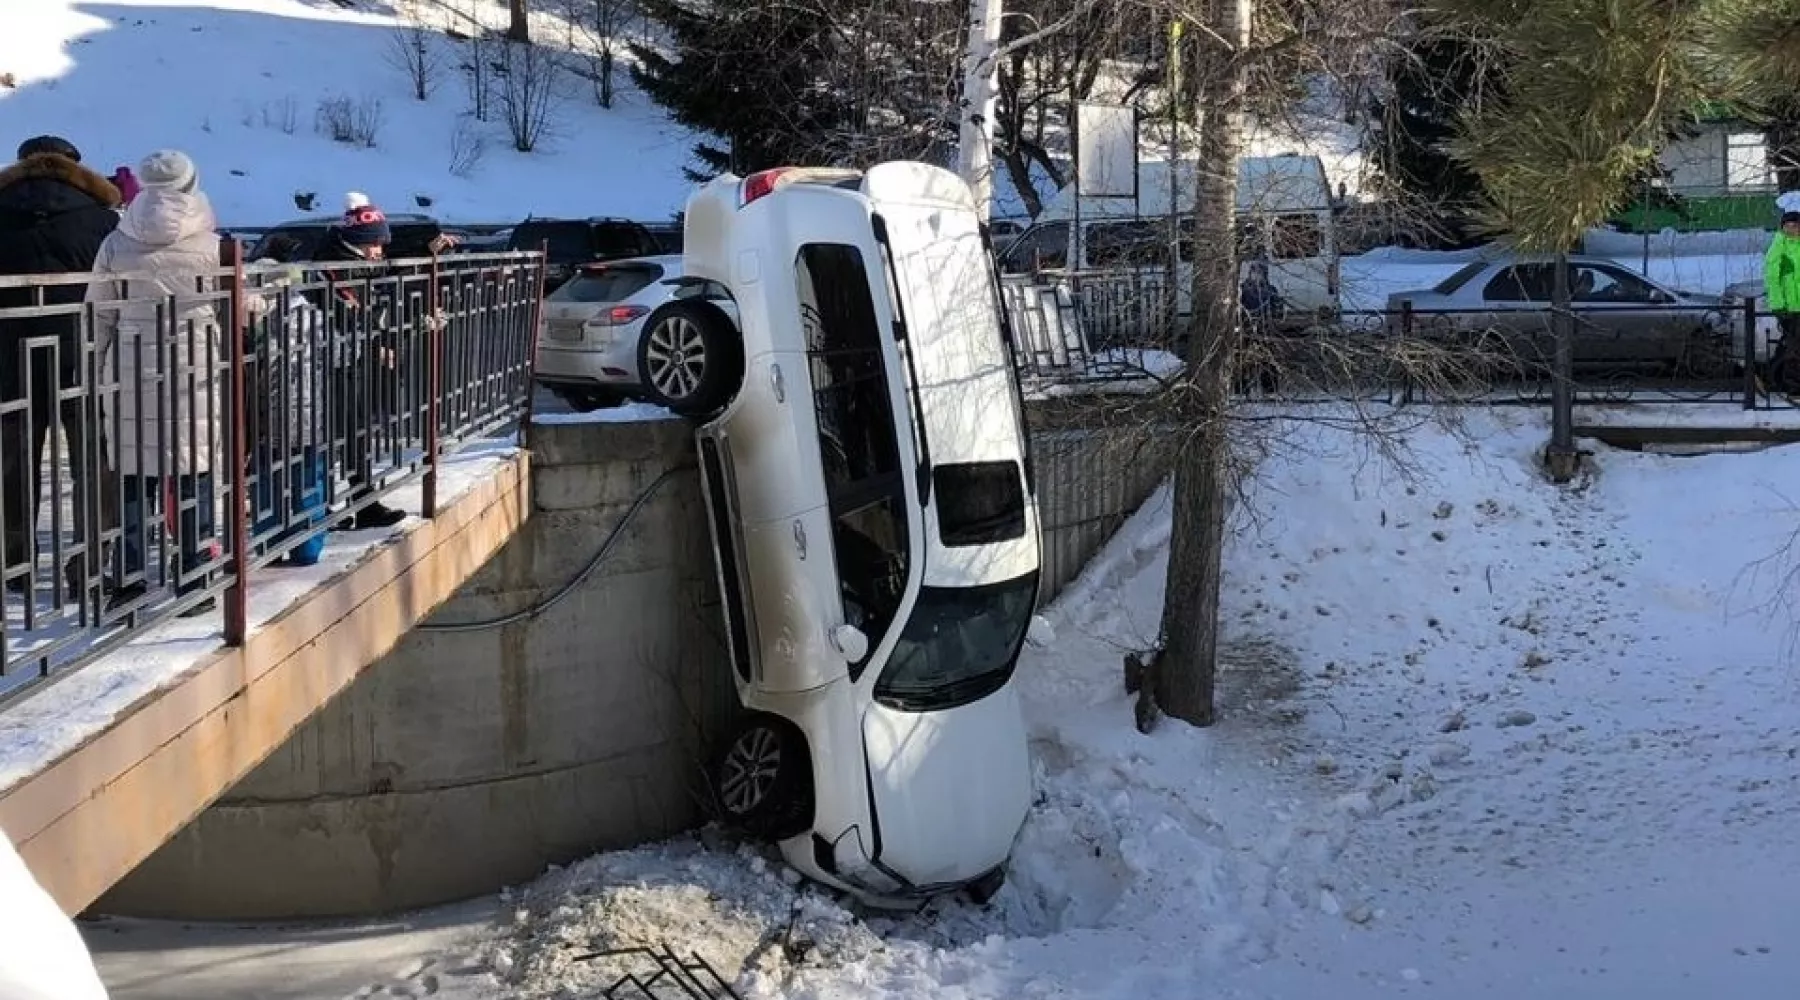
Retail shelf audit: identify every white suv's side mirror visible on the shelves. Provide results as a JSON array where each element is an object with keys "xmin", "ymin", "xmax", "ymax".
[{"xmin": 829, "ymin": 623, "xmax": 869, "ymax": 663}]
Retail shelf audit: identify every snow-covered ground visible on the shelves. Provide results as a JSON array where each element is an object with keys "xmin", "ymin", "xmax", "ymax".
[
  {"xmin": 89, "ymin": 406, "xmax": 1800, "ymax": 999},
  {"xmin": 1, "ymin": 0, "xmax": 700, "ymax": 224}
]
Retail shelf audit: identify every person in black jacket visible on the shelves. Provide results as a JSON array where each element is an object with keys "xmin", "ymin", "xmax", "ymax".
[
  {"xmin": 306, "ymin": 195, "xmax": 406, "ymax": 530},
  {"xmin": 0, "ymin": 135, "xmax": 121, "ymax": 593}
]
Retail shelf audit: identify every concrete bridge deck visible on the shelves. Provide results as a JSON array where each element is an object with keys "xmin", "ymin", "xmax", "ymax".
[{"xmin": 0, "ymin": 444, "xmax": 530, "ymax": 914}]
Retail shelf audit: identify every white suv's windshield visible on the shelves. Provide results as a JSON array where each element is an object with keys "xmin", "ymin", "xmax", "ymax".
[{"xmin": 873, "ymin": 570, "xmax": 1039, "ymax": 711}]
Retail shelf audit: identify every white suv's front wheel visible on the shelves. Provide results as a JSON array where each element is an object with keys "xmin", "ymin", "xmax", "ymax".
[
  {"xmin": 711, "ymin": 715, "xmax": 813, "ymax": 840},
  {"xmin": 637, "ymin": 299, "xmax": 744, "ymax": 418}
]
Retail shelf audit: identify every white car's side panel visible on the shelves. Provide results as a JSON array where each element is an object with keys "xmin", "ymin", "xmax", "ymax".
[
  {"xmin": 736, "ymin": 505, "xmax": 849, "ymax": 695},
  {"xmin": 860, "ymin": 685, "xmax": 1033, "ymax": 886},
  {"xmin": 718, "ymin": 352, "xmax": 829, "ymax": 524}
]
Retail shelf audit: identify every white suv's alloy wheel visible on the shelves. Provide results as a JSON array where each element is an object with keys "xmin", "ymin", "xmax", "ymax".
[
  {"xmin": 719, "ymin": 724, "xmax": 782, "ymax": 814},
  {"xmin": 645, "ymin": 316, "xmax": 708, "ymax": 400}
]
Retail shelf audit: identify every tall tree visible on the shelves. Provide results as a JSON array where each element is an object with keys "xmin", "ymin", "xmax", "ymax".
[
  {"xmin": 1151, "ymin": 0, "xmax": 1253, "ymax": 729},
  {"xmin": 1368, "ymin": 33, "xmax": 1504, "ymax": 246},
  {"xmin": 631, "ymin": 0, "xmax": 965, "ymax": 179},
  {"xmin": 628, "ymin": 0, "xmax": 847, "ymax": 179},
  {"xmin": 508, "ymin": 0, "xmax": 530, "ymax": 42}
]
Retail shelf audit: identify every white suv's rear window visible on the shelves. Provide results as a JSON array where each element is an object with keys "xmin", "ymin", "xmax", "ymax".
[{"xmin": 548, "ymin": 264, "xmax": 664, "ymax": 303}]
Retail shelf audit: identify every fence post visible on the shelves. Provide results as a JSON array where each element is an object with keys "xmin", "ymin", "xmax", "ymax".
[
  {"xmin": 1400, "ymin": 299, "xmax": 1415, "ymax": 407},
  {"xmin": 423, "ymin": 251, "xmax": 443, "ymax": 519},
  {"xmin": 223, "ymin": 241, "xmax": 250, "ymax": 645},
  {"xmin": 523, "ymin": 240, "xmax": 549, "ymax": 431},
  {"xmin": 1743, "ymin": 296, "xmax": 1759, "ymax": 411}
]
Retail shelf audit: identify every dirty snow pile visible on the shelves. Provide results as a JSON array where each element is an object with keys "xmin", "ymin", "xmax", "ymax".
[{"xmin": 389, "ymin": 407, "xmax": 1800, "ymax": 1000}]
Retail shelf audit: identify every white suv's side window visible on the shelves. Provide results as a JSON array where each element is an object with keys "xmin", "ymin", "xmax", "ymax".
[{"xmin": 795, "ymin": 243, "xmax": 910, "ymax": 675}]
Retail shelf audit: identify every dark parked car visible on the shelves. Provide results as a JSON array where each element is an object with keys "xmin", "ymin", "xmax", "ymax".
[
  {"xmin": 504, "ymin": 218, "xmax": 661, "ymax": 292},
  {"xmin": 642, "ymin": 220, "xmax": 684, "ymax": 254},
  {"xmin": 1386, "ymin": 253, "xmax": 1730, "ymax": 374},
  {"xmin": 245, "ymin": 213, "xmax": 462, "ymax": 262}
]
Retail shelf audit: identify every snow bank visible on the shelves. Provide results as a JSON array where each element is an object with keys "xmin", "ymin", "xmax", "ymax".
[
  {"xmin": 0, "ymin": 833, "xmax": 109, "ymax": 1000},
  {"xmin": 1583, "ymin": 225, "xmax": 1774, "ymax": 258},
  {"xmin": 531, "ymin": 401, "xmax": 676, "ymax": 425}
]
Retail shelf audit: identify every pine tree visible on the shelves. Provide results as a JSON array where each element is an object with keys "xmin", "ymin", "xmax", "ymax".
[
  {"xmin": 628, "ymin": 0, "xmax": 850, "ymax": 181},
  {"xmin": 1709, "ymin": 0, "xmax": 1800, "ymax": 192},
  {"xmin": 1367, "ymin": 34, "xmax": 1502, "ymax": 247}
]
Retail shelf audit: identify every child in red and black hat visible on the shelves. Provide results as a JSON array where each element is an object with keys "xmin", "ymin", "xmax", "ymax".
[{"xmin": 307, "ymin": 192, "xmax": 407, "ymax": 530}]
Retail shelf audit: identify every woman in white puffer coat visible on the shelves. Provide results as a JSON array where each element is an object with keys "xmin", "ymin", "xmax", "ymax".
[{"xmin": 85, "ymin": 150, "xmax": 223, "ymax": 613}]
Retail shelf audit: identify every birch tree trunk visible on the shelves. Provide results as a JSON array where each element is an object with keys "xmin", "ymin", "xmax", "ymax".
[
  {"xmin": 1153, "ymin": 0, "xmax": 1251, "ymax": 728},
  {"xmin": 955, "ymin": 0, "xmax": 1005, "ymax": 221}
]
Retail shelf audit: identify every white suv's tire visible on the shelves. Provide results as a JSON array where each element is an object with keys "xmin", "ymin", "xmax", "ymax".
[
  {"xmin": 637, "ymin": 299, "xmax": 744, "ymax": 418},
  {"xmin": 711, "ymin": 714, "xmax": 813, "ymax": 840}
]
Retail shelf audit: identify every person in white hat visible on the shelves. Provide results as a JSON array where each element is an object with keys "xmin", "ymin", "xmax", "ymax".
[{"xmin": 85, "ymin": 149, "xmax": 225, "ymax": 616}]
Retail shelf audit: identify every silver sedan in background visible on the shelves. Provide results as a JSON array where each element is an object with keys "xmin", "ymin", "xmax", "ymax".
[{"xmin": 1385, "ymin": 254, "xmax": 1729, "ymax": 374}]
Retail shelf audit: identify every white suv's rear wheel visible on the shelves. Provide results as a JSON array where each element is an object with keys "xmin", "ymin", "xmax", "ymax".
[
  {"xmin": 637, "ymin": 299, "xmax": 743, "ymax": 418},
  {"xmin": 711, "ymin": 714, "xmax": 813, "ymax": 840}
]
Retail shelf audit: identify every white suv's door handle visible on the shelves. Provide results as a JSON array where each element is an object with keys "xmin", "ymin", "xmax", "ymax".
[
  {"xmin": 769, "ymin": 362, "xmax": 786, "ymax": 402},
  {"xmin": 792, "ymin": 519, "xmax": 806, "ymax": 558}
]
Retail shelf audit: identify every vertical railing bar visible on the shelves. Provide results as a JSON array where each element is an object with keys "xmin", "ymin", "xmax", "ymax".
[
  {"xmin": 524, "ymin": 243, "xmax": 549, "ymax": 433},
  {"xmin": 224, "ymin": 241, "xmax": 250, "ymax": 645},
  {"xmin": 423, "ymin": 252, "xmax": 443, "ymax": 518},
  {"xmin": 48, "ymin": 338, "xmax": 66, "ymax": 610}
]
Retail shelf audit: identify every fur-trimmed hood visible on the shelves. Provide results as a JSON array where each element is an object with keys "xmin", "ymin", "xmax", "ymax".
[{"xmin": 0, "ymin": 153, "xmax": 121, "ymax": 209}]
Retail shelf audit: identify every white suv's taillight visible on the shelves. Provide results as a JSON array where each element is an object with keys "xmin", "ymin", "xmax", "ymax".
[
  {"xmin": 591, "ymin": 304, "xmax": 650, "ymax": 327},
  {"xmin": 740, "ymin": 168, "xmax": 797, "ymax": 206}
]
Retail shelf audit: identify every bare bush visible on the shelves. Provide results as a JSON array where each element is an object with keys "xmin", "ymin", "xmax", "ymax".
[
  {"xmin": 561, "ymin": 0, "xmax": 634, "ymax": 108},
  {"xmin": 314, "ymin": 94, "xmax": 385, "ymax": 147},
  {"xmin": 263, "ymin": 96, "xmax": 299, "ymax": 134},
  {"xmin": 387, "ymin": 18, "xmax": 444, "ymax": 101},
  {"xmin": 499, "ymin": 40, "xmax": 562, "ymax": 152},
  {"xmin": 448, "ymin": 113, "xmax": 488, "ymax": 177}
]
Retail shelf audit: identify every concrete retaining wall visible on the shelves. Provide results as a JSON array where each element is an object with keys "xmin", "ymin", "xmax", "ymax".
[{"xmin": 98, "ymin": 404, "xmax": 1170, "ymax": 919}]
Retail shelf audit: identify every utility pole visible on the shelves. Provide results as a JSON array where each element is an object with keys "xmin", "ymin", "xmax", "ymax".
[{"xmin": 956, "ymin": 0, "xmax": 1005, "ymax": 221}]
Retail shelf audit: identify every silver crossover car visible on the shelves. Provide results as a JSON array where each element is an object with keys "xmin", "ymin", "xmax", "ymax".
[{"xmin": 534, "ymin": 255, "xmax": 739, "ymax": 411}]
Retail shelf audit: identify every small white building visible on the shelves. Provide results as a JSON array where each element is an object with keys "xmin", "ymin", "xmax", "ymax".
[{"xmin": 1658, "ymin": 121, "xmax": 1774, "ymax": 196}]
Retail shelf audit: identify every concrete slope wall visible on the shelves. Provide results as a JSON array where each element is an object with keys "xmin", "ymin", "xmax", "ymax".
[{"xmin": 99, "ymin": 405, "xmax": 1169, "ymax": 919}]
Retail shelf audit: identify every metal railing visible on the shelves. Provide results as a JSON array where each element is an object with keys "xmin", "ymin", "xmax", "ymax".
[
  {"xmin": 0, "ymin": 248, "xmax": 544, "ymax": 701},
  {"xmin": 1003, "ymin": 269, "xmax": 1800, "ymax": 410}
]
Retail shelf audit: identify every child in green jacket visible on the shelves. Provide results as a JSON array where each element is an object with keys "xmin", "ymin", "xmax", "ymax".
[{"xmin": 1766, "ymin": 213, "xmax": 1800, "ymax": 387}]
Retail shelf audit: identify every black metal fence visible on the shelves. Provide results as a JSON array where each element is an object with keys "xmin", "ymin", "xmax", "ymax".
[
  {"xmin": 0, "ymin": 248, "xmax": 544, "ymax": 700},
  {"xmin": 1003, "ymin": 269, "xmax": 1798, "ymax": 410}
]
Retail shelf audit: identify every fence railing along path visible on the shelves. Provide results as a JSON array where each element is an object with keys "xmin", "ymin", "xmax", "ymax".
[
  {"xmin": 1003, "ymin": 267, "xmax": 1799, "ymax": 411},
  {"xmin": 0, "ymin": 248, "xmax": 545, "ymax": 703}
]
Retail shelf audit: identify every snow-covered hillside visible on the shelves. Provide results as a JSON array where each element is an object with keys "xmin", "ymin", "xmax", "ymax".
[{"xmin": 1, "ymin": 0, "xmax": 700, "ymax": 225}]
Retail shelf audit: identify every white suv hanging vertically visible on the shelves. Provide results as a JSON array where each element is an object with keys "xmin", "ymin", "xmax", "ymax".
[{"xmin": 642, "ymin": 161, "xmax": 1041, "ymax": 906}]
